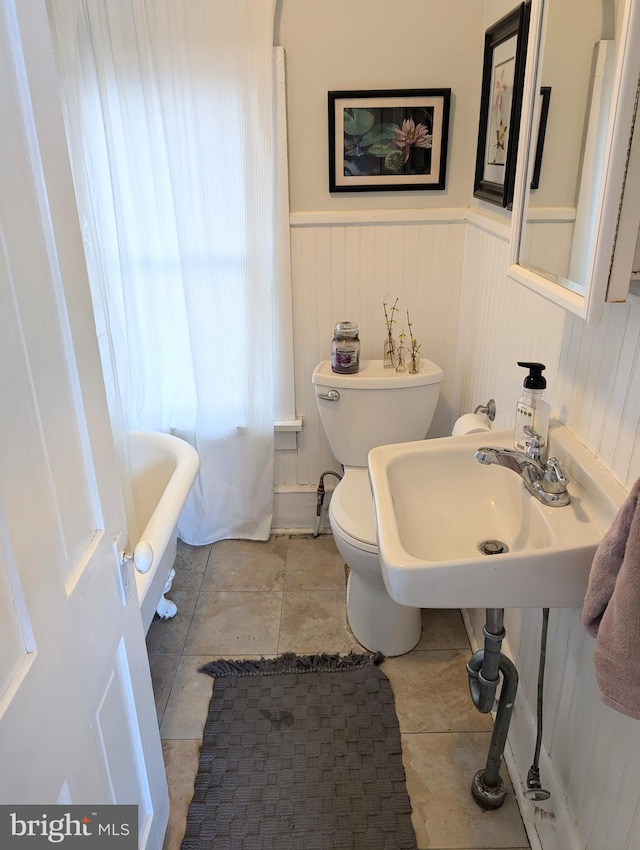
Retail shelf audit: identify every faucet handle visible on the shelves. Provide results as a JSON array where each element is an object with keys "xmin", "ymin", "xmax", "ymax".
[
  {"xmin": 543, "ymin": 457, "xmax": 569, "ymax": 494},
  {"xmin": 523, "ymin": 425, "xmax": 544, "ymax": 444}
]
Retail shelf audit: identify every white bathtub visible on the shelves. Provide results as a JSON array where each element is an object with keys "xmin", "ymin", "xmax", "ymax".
[{"xmin": 126, "ymin": 431, "xmax": 200, "ymax": 634}]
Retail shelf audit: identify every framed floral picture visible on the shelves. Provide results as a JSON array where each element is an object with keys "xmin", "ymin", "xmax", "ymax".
[
  {"xmin": 473, "ymin": 2, "xmax": 531, "ymax": 207},
  {"xmin": 328, "ymin": 88, "xmax": 451, "ymax": 192}
]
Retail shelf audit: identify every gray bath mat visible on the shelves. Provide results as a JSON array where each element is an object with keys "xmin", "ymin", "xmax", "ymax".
[{"xmin": 180, "ymin": 652, "xmax": 417, "ymax": 850}]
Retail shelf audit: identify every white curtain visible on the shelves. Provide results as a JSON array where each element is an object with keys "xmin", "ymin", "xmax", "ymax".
[{"xmin": 48, "ymin": 0, "xmax": 277, "ymax": 544}]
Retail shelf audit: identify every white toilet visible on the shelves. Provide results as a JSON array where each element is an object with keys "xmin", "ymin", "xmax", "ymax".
[{"xmin": 312, "ymin": 358, "xmax": 443, "ymax": 656}]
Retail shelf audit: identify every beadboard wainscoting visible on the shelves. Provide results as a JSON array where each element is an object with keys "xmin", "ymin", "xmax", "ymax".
[
  {"xmin": 557, "ymin": 296, "xmax": 640, "ymax": 488},
  {"xmin": 457, "ymin": 212, "xmax": 568, "ymax": 429},
  {"xmin": 460, "ymin": 215, "xmax": 640, "ymax": 850},
  {"xmin": 273, "ymin": 209, "xmax": 467, "ymax": 529}
]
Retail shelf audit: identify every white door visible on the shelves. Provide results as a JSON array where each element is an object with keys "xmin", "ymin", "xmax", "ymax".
[{"xmin": 0, "ymin": 3, "xmax": 168, "ymax": 848}]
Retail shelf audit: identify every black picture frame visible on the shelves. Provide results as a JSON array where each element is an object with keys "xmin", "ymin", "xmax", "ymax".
[
  {"xmin": 328, "ymin": 88, "xmax": 451, "ymax": 192},
  {"xmin": 531, "ymin": 86, "xmax": 551, "ymax": 190},
  {"xmin": 473, "ymin": 2, "xmax": 531, "ymax": 207}
]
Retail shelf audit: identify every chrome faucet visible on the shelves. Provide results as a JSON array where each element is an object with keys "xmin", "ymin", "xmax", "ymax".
[{"xmin": 474, "ymin": 426, "xmax": 570, "ymax": 507}]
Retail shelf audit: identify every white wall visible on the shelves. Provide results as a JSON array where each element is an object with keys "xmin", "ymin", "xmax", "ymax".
[{"xmin": 278, "ymin": 212, "xmax": 466, "ymax": 490}]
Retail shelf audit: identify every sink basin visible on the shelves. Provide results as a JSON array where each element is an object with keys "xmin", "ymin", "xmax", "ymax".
[{"xmin": 368, "ymin": 421, "xmax": 627, "ymax": 608}]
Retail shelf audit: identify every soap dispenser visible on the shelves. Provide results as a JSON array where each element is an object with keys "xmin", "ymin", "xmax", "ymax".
[{"xmin": 514, "ymin": 362, "xmax": 550, "ymax": 452}]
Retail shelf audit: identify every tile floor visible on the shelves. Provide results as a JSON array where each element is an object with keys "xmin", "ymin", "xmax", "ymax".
[{"xmin": 147, "ymin": 534, "xmax": 530, "ymax": 850}]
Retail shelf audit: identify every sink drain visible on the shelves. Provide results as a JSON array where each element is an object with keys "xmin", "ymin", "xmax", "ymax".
[{"xmin": 478, "ymin": 539, "xmax": 509, "ymax": 556}]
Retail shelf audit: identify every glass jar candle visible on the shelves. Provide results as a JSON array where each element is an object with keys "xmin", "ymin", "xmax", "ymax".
[{"xmin": 331, "ymin": 321, "xmax": 360, "ymax": 374}]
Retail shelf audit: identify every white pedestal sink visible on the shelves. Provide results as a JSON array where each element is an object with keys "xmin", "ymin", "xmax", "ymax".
[{"xmin": 368, "ymin": 420, "xmax": 627, "ymax": 608}]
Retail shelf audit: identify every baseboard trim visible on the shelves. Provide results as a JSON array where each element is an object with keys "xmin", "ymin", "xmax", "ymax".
[{"xmin": 272, "ymin": 484, "xmax": 335, "ymax": 531}]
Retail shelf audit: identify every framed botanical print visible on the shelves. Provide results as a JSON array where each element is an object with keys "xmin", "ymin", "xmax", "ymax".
[
  {"xmin": 328, "ymin": 88, "xmax": 451, "ymax": 192},
  {"xmin": 473, "ymin": 2, "xmax": 531, "ymax": 207}
]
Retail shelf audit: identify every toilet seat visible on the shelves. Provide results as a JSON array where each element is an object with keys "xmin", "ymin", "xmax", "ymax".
[{"xmin": 329, "ymin": 468, "xmax": 378, "ymax": 554}]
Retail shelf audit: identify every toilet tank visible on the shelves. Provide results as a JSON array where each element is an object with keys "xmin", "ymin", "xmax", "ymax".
[{"xmin": 312, "ymin": 358, "xmax": 443, "ymax": 467}]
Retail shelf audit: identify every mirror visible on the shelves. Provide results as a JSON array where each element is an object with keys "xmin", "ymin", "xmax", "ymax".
[{"xmin": 508, "ymin": 0, "xmax": 640, "ymax": 322}]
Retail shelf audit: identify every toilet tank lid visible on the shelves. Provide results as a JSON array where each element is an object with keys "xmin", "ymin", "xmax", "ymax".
[{"xmin": 312, "ymin": 358, "xmax": 443, "ymax": 389}]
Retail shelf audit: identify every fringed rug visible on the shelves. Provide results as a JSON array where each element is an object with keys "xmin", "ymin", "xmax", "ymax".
[{"xmin": 180, "ymin": 652, "xmax": 417, "ymax": 850}]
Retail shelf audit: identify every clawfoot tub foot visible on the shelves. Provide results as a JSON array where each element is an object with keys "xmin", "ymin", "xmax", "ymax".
[{"xmin": 156, "ymin": 568, "xmax": 178, "ymax": 620}]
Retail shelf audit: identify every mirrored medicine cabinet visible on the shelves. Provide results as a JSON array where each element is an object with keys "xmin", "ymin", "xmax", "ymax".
[{"xmin": 507, "ymin": 0, "xmax": 640, "ymax": 323}]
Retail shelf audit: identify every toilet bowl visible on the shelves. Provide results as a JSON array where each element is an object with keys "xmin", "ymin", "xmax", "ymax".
[
  {"xmin": 329, "ymin": 467, "xmax": 423, "ymax": 656},
  {"xmin": 313, "ymin": 358, "xmax": 443, "ymax": 656}
]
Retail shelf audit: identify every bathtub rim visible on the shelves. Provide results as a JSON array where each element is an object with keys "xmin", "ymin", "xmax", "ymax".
[{"xmin": 127, "ymin": 430, "xmax": 200, "ymax": 631}]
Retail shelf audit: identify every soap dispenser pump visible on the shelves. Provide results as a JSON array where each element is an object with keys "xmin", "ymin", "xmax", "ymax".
[{"xmin": 514, "ymin": 361, "xmax": 550, "ymax": 452}]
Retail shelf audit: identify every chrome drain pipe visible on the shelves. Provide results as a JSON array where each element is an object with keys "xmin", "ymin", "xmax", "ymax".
[
  {"xmin": 466, "ymin": 608, "xmax": 519, "ymax": 810},
  {"xmin": 467, "ymin": 608, "xmax": 505, "ymax": 713}
]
